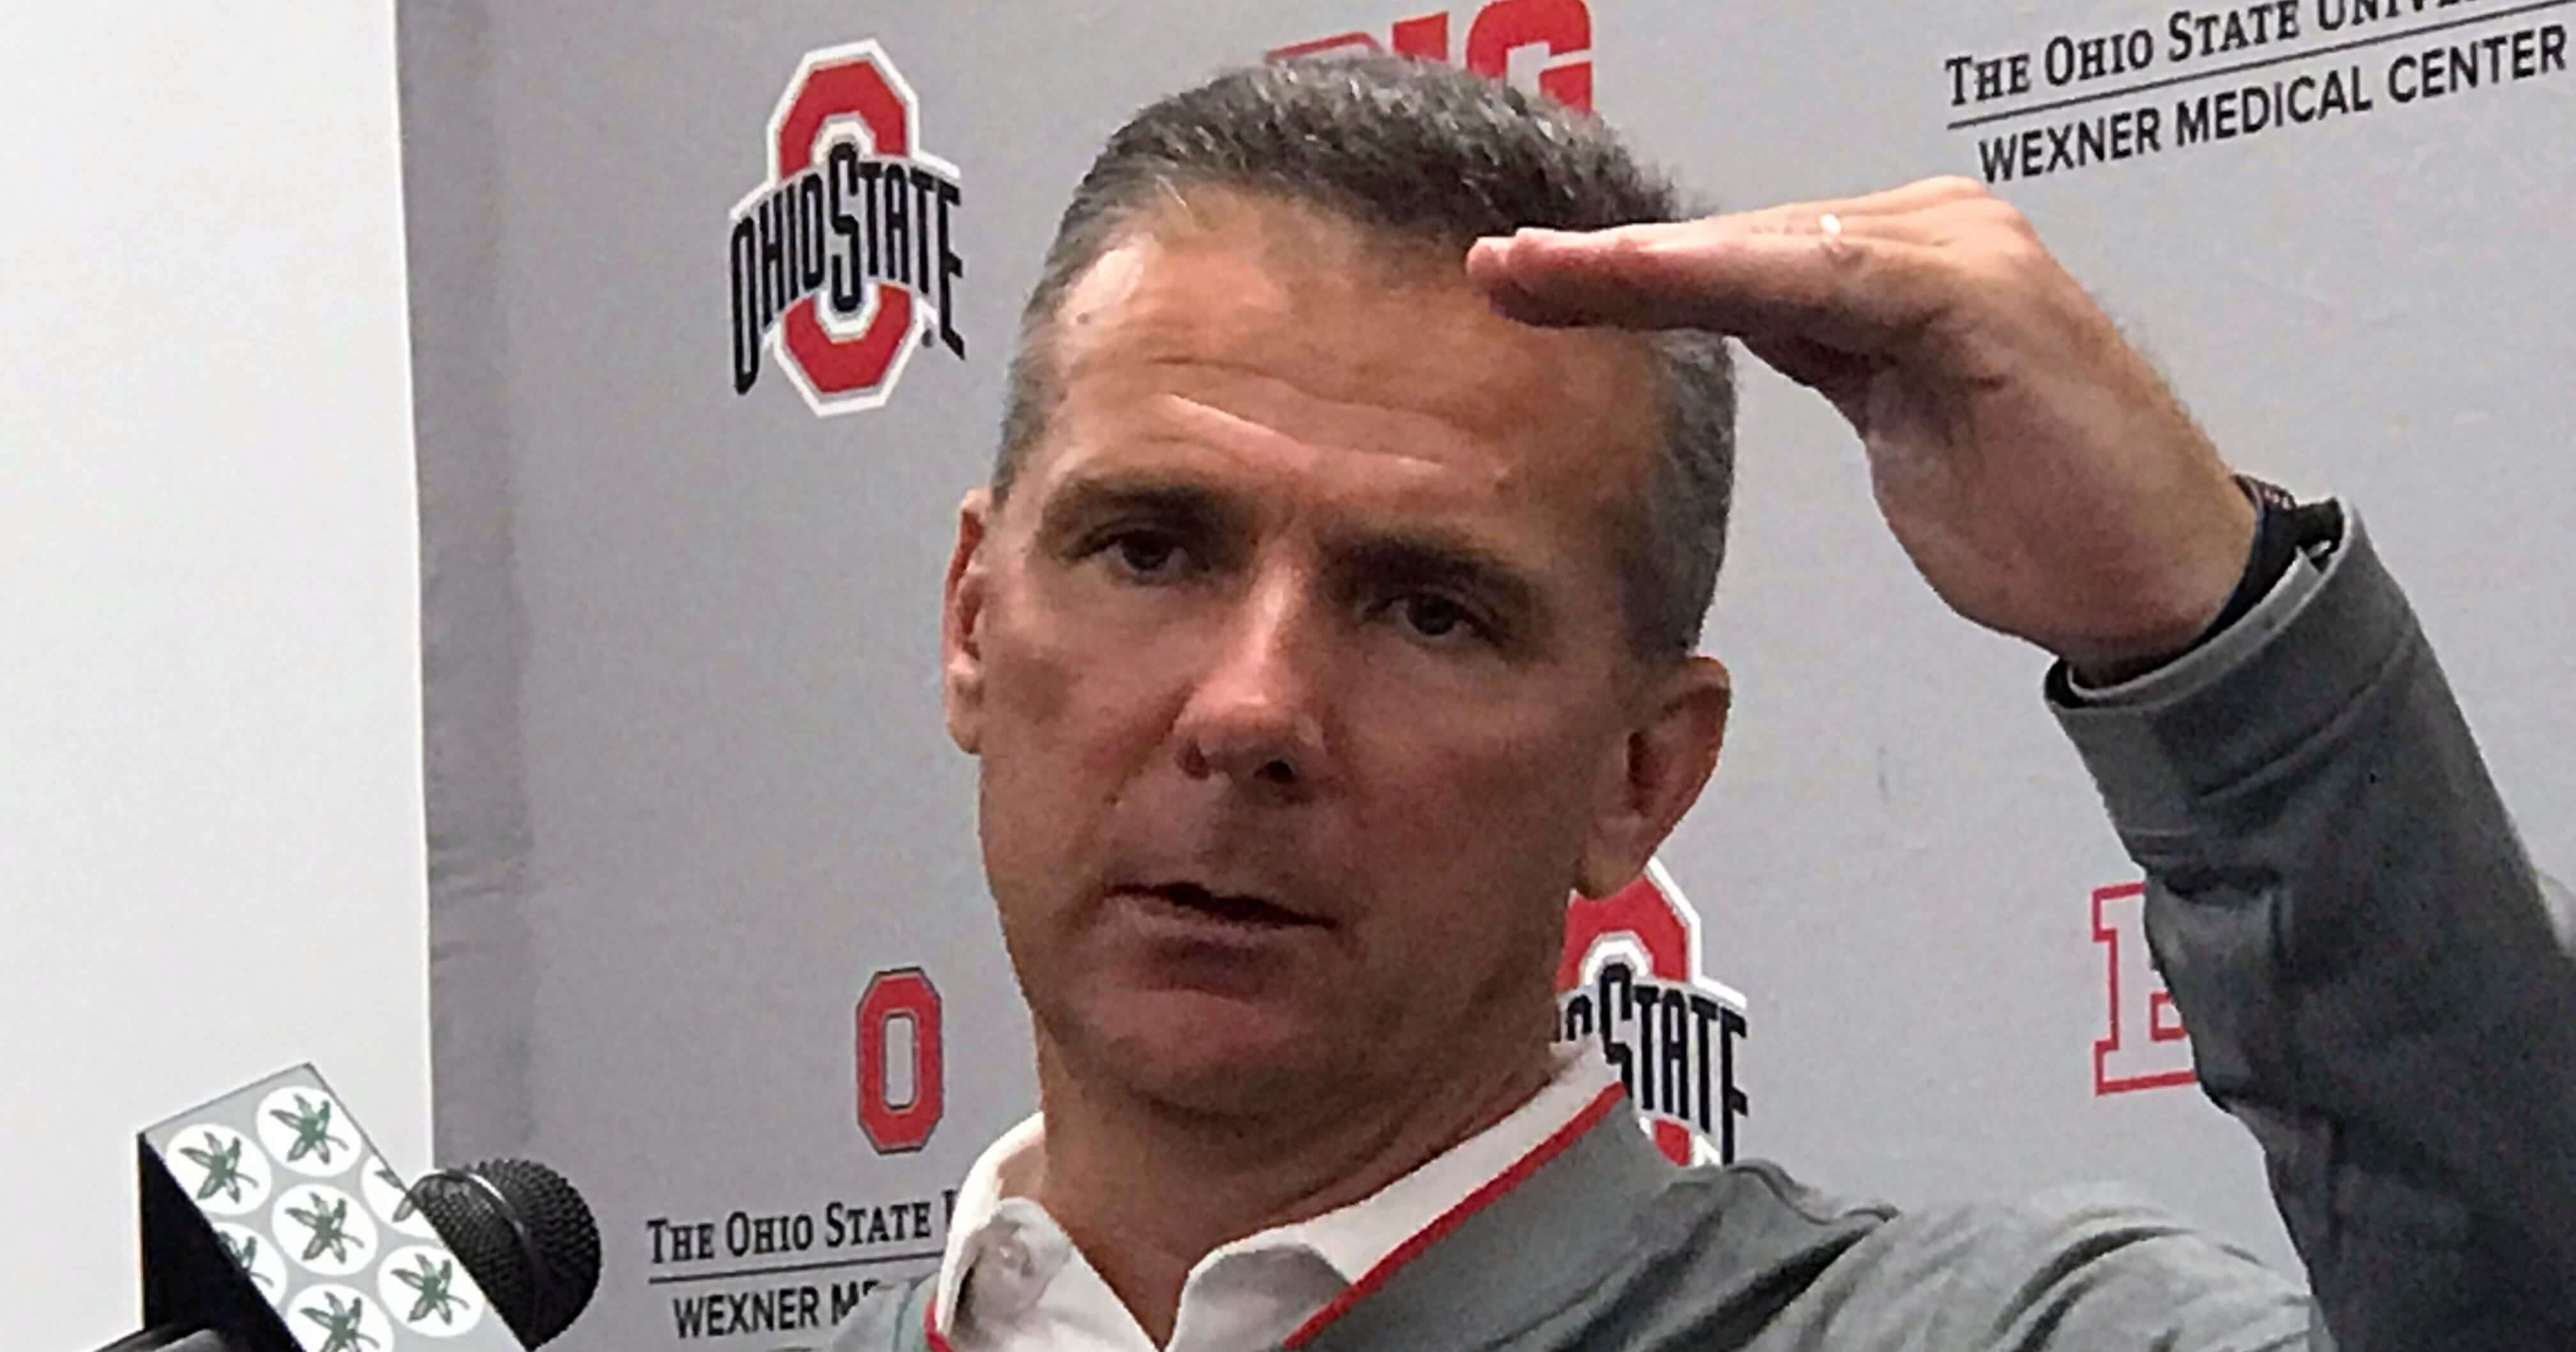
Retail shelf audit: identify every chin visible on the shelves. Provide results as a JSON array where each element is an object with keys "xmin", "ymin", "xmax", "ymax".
[{"xmin": 1073, "ymin": 988, "xmax": 1342, "ymax": 1116}]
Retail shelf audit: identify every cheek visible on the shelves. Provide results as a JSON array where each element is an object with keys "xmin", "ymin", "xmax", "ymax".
[
  {"xmin": 1347, "ymin": 695, "xmax": 1608, "ymax": 920},
  {"xmin": 1383, "ymin": 674, "xmax": 1606, "ymax": 814},
  {"xmin": 985, "ymin": 604, "xmax": 1176, "ymax": 781},
  {"xmin": 974, "ymin": 597, "xmax": 1175, "ymax": 871}
]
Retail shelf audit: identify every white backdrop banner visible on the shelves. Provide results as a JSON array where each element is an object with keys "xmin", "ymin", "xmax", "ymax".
[{"xmin": 401, "ymin": 3, "xmax": 2574, "ymax": 1349}]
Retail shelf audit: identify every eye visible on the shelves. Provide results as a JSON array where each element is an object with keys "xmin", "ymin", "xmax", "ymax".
[
  {"xmin": 1390, "ymin": 593, "xmax": 1484, "ymax": 643},
  {"xmin": 1101, "ymin": 529, "xmax": 1190, "ymax": 581}
]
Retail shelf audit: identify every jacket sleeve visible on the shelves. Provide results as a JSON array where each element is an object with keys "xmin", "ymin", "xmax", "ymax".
[{"xmin": 2051, "ymin": 507, "xmax": 2576, "ymax": 1351}]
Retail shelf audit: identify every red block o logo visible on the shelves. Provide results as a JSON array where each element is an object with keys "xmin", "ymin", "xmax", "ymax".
[{"xmin": 856, "ymin": 967, "xmax": 944, "ymax": 1154}]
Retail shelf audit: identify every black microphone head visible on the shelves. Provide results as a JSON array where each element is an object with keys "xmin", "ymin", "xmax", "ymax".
[{"xmin": 408, "ymin": 1159, "xmax": 601, "ymax": 1348}]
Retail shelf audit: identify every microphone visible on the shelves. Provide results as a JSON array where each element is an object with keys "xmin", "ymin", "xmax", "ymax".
[
  {"xmin": 100, "ymin": 1065, "xmax": 600, "ymax": 1352},
  {"xmin": 406, "ymin": 1161, "xmax": 601, "ymax": 1348}
]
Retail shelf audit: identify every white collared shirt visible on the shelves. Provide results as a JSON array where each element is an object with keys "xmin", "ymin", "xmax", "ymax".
[{"xmin": 931, "ymin": 1041, "xmax": 1622, "ymax": 1352}]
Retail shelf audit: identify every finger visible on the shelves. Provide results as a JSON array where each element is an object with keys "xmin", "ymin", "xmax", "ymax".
[
  {"xmin": 1481, "ymin": 178, "xmax": 2002, "ymax": 287},
  {"xmin": 1464, "ymin": 176, "xmax": 2000, "ymax": 336},
  {"xmin": 1724, "ymin": 175, "xmax": 1991, "ymax": 235},
  {"xmin": 1817, "ymin": 174, "xmax": 1993, "ymax": 220},
  {"xmin": 1468, "ymin": 221, "xmax": 1953, "ymax": 353}
]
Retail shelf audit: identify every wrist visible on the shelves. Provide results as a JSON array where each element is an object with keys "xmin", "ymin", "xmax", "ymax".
[
  {"xmin": 2065, "ymin": 477, "xmax": 2267, "ymax": 684},
  {"xmin": 2067, "ymin": 475, "xmax": 2341, "ymax": 686}
]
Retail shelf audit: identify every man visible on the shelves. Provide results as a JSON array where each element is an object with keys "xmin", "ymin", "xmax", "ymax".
[{"xmin": 833, "ymin": 56, "xmax": 2574, "ymax": 1351}]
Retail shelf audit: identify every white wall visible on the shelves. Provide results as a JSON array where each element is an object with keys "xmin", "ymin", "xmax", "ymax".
[{"xmin": 0, "ymin": 6, "xmax": 426, "ymax": 1346}]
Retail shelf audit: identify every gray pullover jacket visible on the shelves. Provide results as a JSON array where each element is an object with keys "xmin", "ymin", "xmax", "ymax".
[{"xmin": 826, "ymin": 514, "xmax": 2576, "ymax": 1350}]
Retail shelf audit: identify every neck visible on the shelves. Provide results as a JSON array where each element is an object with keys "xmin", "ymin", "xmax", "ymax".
[{"xmin": 1027, "ymin": 1026, "xmax": 1557, "ymax": 1347}]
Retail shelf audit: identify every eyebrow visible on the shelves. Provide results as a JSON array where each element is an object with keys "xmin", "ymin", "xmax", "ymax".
[
  {"xmin": 1328, "ymin": 529, "xmax": 1546, "ymax": 637},
  {"xmin": 1032, "ymin": 468, "xmax": 1554, "ymax": 639},
  {"xmin": 1032, "ymin": 473, "xmax": 1248, "ymax": 555}
]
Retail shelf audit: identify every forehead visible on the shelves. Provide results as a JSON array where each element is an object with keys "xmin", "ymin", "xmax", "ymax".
[{"xmin": 1022, "ymin": 191, "xmax": 1666, "ymax": 541}]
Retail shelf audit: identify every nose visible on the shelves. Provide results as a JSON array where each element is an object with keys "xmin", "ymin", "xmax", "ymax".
[{"xmin": 1173, "ymin": 569, "xmax": 1329, "ymax": 795}]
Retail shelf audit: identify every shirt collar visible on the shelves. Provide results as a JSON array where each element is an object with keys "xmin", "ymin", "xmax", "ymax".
[
  {"xmin": 930, "ymin": 1041, "xmax": 1620, "ymax": 1337},
  {"xmin": 931, "ymin": 1110, "xmax": 1044, "ymax": 1332}
]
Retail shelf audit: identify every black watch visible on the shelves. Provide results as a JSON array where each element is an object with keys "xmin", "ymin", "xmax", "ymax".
[{"xmin": 2201, "ymin": 473, "xmax": 2343, "ymax": 644}]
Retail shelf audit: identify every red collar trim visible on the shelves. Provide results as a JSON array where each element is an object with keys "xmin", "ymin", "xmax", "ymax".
[{"xmin": 1280, "ymin": 1082, "xmax": 1628, "ymax": 1348}]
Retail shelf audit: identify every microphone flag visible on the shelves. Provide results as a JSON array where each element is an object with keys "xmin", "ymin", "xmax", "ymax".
[{"xmin": 141, "ymin": 1064, "xmax": 528, "ymax": 1352}]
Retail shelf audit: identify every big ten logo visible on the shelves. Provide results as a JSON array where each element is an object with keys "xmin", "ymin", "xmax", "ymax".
[
  {"xmin": 1555, "ymin": 860, "xmax": 1749, "ymax": 1165},
  {"xmin": 855, "ymin": 967, "xmax": 944, "ymax": 1153},
  {"xmin": 1268, "ymin": 0, "xmax": 1595, "ymax": 111},
  {"xmin": 2090, "ymin": 882, "xmax": 2194, "ymax": 1095}
]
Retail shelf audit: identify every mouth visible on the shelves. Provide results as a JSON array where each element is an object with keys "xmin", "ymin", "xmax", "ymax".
[{"xmin": 1123, "ymin": 882, "xmax": 1321, "ymax": 930}]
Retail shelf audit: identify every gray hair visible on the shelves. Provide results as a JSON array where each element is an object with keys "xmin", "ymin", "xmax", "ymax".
[{"xmin": 994, "ymin": 55, "xmax": 1733, "ymax": 662}]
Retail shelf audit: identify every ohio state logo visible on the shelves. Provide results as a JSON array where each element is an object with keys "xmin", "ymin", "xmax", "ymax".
[
  {"xmin": 729, "ymin": 41, "xmax": 965, "ymax": 416},
  {"xmin": 1557, "ymin": 859, "xmax": 1750, "ymax": 1164}
]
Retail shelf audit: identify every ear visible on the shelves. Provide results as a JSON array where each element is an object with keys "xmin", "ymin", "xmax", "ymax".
[
  {"xmin": 939, "ymin": 488, "xmax": 997, "ymax": 755},
  {"xmin": 1575, "ymin": 656, "xmax": 1730, "ymax": 899}
]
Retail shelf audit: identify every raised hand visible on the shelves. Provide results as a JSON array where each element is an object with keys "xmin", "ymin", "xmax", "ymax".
[{"xmin": 1466, "ymin": 176, "xmax": 2257, "ymax": 676}]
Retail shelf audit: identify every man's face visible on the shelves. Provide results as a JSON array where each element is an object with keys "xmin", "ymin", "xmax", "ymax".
[{"xmin": 940, "ymin": 194, "xmax": 1726, "ymax": 1116}]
